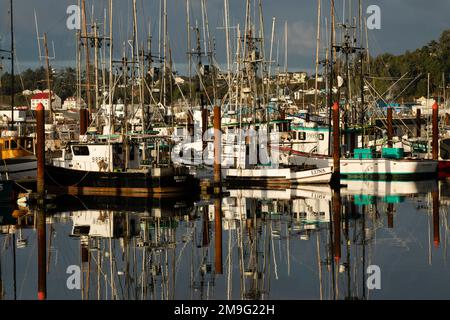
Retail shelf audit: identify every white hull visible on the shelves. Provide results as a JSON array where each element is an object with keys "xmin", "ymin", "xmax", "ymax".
[
  {"xmin": 289, "ymin": 154, "xmax": 437, "ymax": 179},
  {"xmin": 223, "ymin": 166, "xmax": 332, "ymax": 184}
]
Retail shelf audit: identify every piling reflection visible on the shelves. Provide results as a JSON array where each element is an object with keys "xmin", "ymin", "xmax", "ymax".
[{"xmin": 0, "ymin": 180, "xmax": 449, "ymax": 300}]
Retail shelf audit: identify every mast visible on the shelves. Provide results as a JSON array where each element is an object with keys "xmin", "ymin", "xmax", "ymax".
[
  {"xmin": 267, "ymin": 17, "xmax": 276, "ymax": 99},
  {"xmin": 314, "ymin": 0, "xmax": 321, "ymax": 114},
  {"xmin": 94, "ymin": 22, "xmax": 99, "ymax": 125},
  {"xmin": 224, "ymin": 0, "xmax": 231, "ymax": 103},
  {"xmin": 9, "ymin": 0, "xmax": 14, "ymax": 130},
  {"xmin": 328, "ymin": 0, "xmax": 335, "ymax": 156},
  {"xmin": 284, "ymin": 21, "xmax": 288, "ymax": 89},
  {"xmin": 186, "ymin": 0, "xmax": 192, "ymax": 104},
  {"xmin": 108, "ymin": 0, "xmax": 113, "ymax": 171},
  {"xmin": 82, "ymin": 0, "xmax": 93, "ymax": 115},
  {"xmin": 163, "ymin": 0, "xmax": 167, "ymax": 109},
  {"xmin": 44, "ymin": 34, "xmax": 53, "ymax": 123}
]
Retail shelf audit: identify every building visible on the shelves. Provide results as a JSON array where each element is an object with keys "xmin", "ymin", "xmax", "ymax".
[
  {"xmin": 62, "ymin": 97, "xmax": 86, "ymax": 110},
  {"xmin": 30, "ymin": 91, "xmax": 62, "ymax": 110}
]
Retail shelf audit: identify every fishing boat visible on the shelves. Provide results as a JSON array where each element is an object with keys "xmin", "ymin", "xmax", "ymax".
[
  {"xmin": 285, "ymin": 121, "xmax": 438, "ymax": 181},
  {"xmin": 0, "ymin": 132, "xmax": 36, "ymax": 182},
  {"xmin": 45, "ymin": 137, "xmax": 198, "ymax": 197}
]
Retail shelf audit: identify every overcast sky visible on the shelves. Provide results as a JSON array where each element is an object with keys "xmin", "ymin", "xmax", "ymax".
[{"xmin": 0, "ymin": 0, "xmax": 449, "ymax": 75}]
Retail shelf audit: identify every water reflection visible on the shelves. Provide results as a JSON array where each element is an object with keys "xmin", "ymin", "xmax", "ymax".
[{"xmin": 0, "ymin": 180, "xmax": 449, "ymax": 300}]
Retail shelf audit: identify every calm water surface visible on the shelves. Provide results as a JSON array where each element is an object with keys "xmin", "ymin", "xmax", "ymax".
[{"xmin": 0, "ymin": 180, "xmax": 449, "ymax": 300}]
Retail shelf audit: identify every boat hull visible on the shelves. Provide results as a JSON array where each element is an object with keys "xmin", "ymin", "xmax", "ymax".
[
  {"xmin": 223, "ymin": 167, "xmax": 333, "ymax": 187},
  {"xmin": 45, "ymin": 165, "xmax": 199, "ymax": 197},
  {"xmin": 0, "ymin": 157, "xmax": 37, "ymax": 182},
  {"xmin": 340, "ymin": 158, "xmax": 438, "ymax": 181},
  {"xmin": 289, "ymin": 154, "xmax": 437, "ymax": 181}
]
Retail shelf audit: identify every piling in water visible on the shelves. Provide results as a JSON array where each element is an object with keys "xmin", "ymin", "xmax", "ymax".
[
  {"xmin": 36, "ymin": 103, "xmax": 45, "ymax": 196},
  {"xmin": 432, "ymin": 102, "xmax": 439, "ymax": 160},
  {"xmin": 332, "ymin": 102, "xmax": 340, "ymax": 176},
  {"xmin": 387, "ymin": 107, "xmax": 393, "ymax": 148},
  {"xmin": 80, "ymin": 108, "xmax": 88, "ymax": 136},
  {"xmin": 213, "ymin": 106, "xmax": 221, "ymax": 193}
]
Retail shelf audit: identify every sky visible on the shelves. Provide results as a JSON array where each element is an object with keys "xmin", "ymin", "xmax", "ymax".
[{"xmin": 0, "ymin": 0, "xmax": 449, "ymax": 75}]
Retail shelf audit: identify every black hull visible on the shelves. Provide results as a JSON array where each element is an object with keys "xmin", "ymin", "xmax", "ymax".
[{"xmin": 45, "ymin": 165, "xmax": 199, "ymax": 197}]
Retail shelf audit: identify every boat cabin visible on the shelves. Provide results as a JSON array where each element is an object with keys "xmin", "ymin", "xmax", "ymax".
[
  {"xmin": 0, "ymin": 136, "xmax": 34, "ymax": 160},
  {"xmin": 52, "ymin": 142, "xmax": 141, "ymax": 172}
]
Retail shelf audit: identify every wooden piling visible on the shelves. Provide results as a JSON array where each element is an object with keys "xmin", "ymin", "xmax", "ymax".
[
  {"xmin": 416, "ymin": 108, "xmax": 421, "ymax": 138},
  {"xmin": 214, "ymin": 197, "xmax": 223, "ymax": 274},
  {"xmin": 80, "ymin": 108, "xmax": 88, "ymax": 136},
  {"xmin": 36, "ymin": 103, "xmax": 45, "ymax": 196},
  {"xmin": 387, "ymin": 107, "xmax": 393, "ymax": 148},
  {"xmin": 332, "ymin": 102, "xmax": 340, "ymax": 176},
  {"xmin": 432, "ymin": 102, "xmax": 439, "ymax": 160},
  {"xmin": 213, "ymin": 105, "xmax": 221, "ymax": 194}
]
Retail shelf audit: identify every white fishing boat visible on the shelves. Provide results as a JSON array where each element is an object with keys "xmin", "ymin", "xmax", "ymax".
[
  {"xmin": 223, "ymin": 166, "xmax": 332, "ymax": 186},
  {"xmin": 285, "ymin": 122, "xmax": 438, "ymax": 181}
]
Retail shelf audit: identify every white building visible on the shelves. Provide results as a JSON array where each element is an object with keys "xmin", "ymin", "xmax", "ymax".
[
  {"xmin": 30, "ymin": 91, "xmax": 62, "ymax": 110},
  {"xmin": 62, "ymin": 97, "xmax": 86, "ymax": 110}
]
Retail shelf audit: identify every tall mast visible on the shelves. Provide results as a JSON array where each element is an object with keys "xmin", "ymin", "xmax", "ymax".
[
  {"xmin": 258, "ymin": 0, "xmax": 266, "ymax": 108},
  {"xmin": 108, "ymin": 0, "xmax": 113, "ymax": 171},
  {"xmin": 44, "ymin": 34, "xmax": 53, "ymax": 123},
  {"xmin": 94, "ymin": 22, "xmax": 99, "ymax": 119},
  {"xmin": 284, "ymin": 21, "xmax": 288, "ymax": 89},
  {"xmin": 328, "ymin": 0, "xmax": 336, "ymax": 156},
  {"xmin": 10, "ymin": 0, "xmax": 14, "ymax": 130},
  {"xmin": 82, "ymin": 0, "xmax": 93, "ymax": 115},
  {"xmin": 163, "ymin": 0, "xmax": 167, "ymax": 109},
  {"xmin": 76, "ymin": 0, "xmax": 82, "ymax": 120},
  {"xmin": 186, "ymin": 0, "xmax": 192, "ymax": 104},
  {"xmin": 224, "ymin": 0, "xmax": 231, "ymax": 103},
  {"xmin": 267, "ymin": 17, "xmax": 276, "ymax": 99},
  {"xmin": 314, "ymin": 0, "xmax": 321, "ymax": 114}
]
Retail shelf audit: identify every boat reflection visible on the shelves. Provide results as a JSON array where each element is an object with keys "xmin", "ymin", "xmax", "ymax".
[{"xmin": 0, "ymin": 179, "xmax": 447, "ymax": 300}]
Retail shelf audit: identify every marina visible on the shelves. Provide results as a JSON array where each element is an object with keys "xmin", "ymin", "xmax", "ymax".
[{"xmin": 0, "ymin": 0, "xmax": 449, "ymax": 303}]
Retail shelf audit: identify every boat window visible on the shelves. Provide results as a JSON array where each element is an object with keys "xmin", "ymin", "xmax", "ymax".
[
  {"xmin": 319, "ymin": 134, "xmax": 325, "ymax": 141},
  {"xmin": 11, "ymin": 140, "xmax": 17, "ymax": 149},
  {"xmin": 4, "ymin": 141, "xmax": 9, "ymax": 149},
  {"xmin": 299, "ymin": 132, "xmax": 306, "ymax": 141},
  {"xmin": 72, "ymin": 146, "xmax": 90, "ymax": 156}
]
